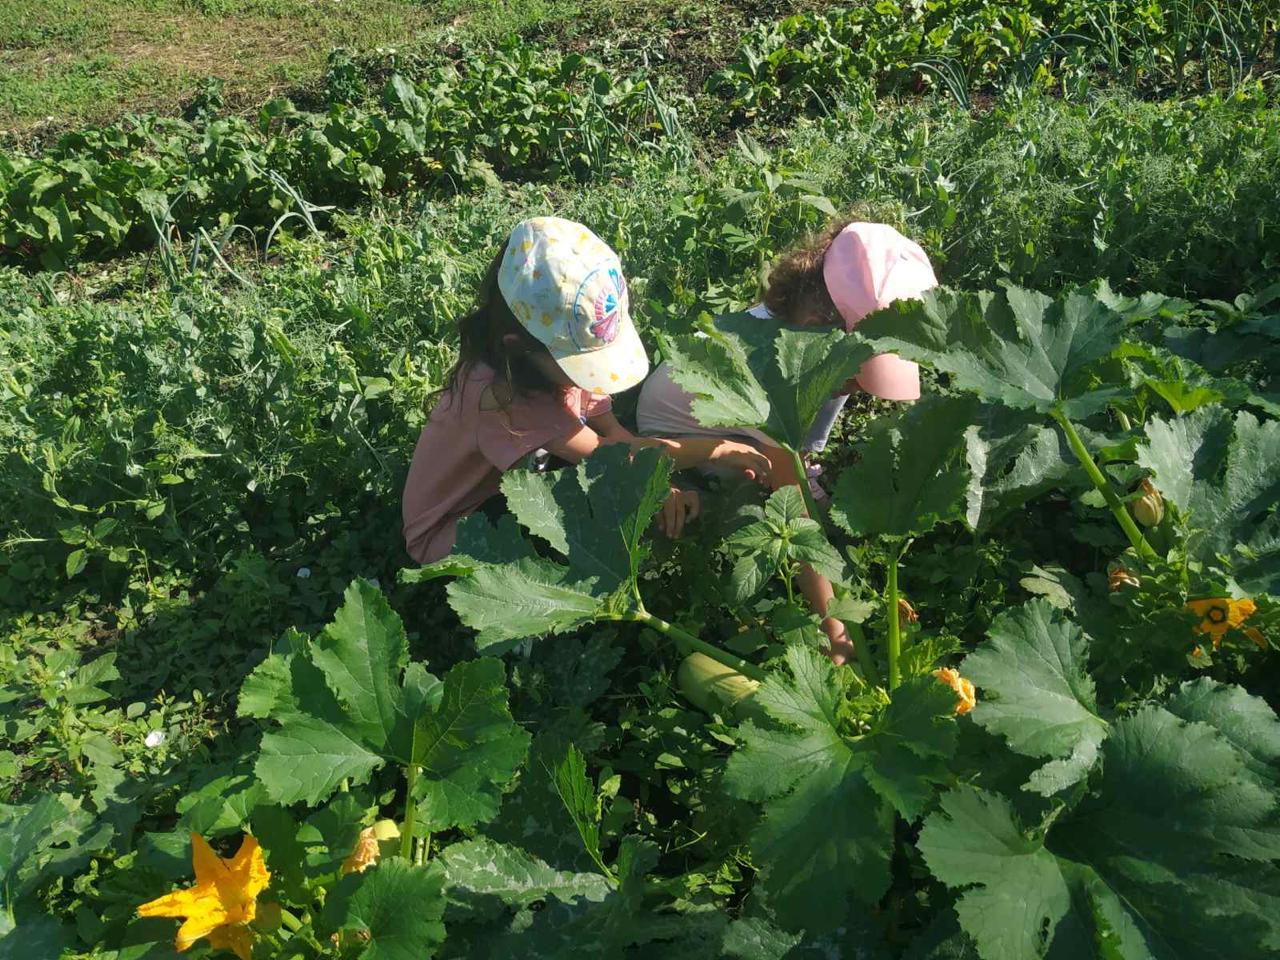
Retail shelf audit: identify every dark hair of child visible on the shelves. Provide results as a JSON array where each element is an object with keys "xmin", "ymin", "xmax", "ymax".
[{"xmin": 430, "ymin": 240, "xmax": 565, "ymax": 415}]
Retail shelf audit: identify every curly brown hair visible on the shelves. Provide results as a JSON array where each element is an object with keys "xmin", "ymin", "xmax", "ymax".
[
  {"xmin": 761, "ymin": 218, "xmax": 854, "ymax": 327},
  {"xmin": 762, "ymin": 206, "xmax": 908, "ymax": 326}
]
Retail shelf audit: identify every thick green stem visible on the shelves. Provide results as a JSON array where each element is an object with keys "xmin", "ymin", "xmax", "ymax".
[
  {"xmin": 886, "ymin": 546, "xmax": 901, "ymax": 692},
  {"xmin": 279, "ymin": 908, "xmax": 303, "ymax": 933},
  {"xmin": 783, "ymin": 444, "xmax": 822, "ymax": 522},
  {"xmin": 400, "ymin": 760, "xmax": 419, "ymax": 861},
  {"xmin": 629, "ymin": 608, "xmax": 768, "ymax": 683},
  {"xmin": 1052, "ymin": 410, "xmax": 1156, "ymax": 561}
]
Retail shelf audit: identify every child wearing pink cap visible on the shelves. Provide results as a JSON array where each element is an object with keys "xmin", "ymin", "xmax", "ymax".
[
  {"xmin": 636, "ymin": 220, "xmax": 938, "ymax": 664},
  {"xmin": 402, "ymin": 217, "xmax": 772, "ymax": 565}
]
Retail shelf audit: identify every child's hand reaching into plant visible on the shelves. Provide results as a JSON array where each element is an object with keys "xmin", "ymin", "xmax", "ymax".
[
  {"xmin": 658, "ymin": 488, "xmax": 700, "ymax": 539},
  {"xmin": 708, "ymin": 440, "xmax": 773, "ymax": 485}
]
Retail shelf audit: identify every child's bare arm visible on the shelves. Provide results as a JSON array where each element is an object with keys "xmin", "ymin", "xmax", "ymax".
[
  {"xmin": 632, "ymin": 435, "xmax": 772, "ymax": 479},
  {"xmin": 550, "ymin": 425, "xmax": 770, "ymax": 478},
  {"xmin": 580, "ymin": 410, "xmax": 774, "ymax": 479},
  {"xmin": 585, "ymin": 410, "xmax": 634, "ymax": 444},
  {"xmin": 545, "ymin": 424, "xmax": 606, "ymax": 463},
  {"xmin": 545, "ymin": 413, "xmax": 639, "ymax": 461}
]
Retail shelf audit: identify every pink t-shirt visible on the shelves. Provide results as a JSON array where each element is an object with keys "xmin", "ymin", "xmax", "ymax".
[{"xmin": 402, "ymin": 363, "xmax": 612, "ymax": 563}]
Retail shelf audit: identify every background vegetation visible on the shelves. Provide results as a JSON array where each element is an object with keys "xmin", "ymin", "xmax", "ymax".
[{"xmin": 1, "ymin": 2, "xmax": 1277, "ymax": 958}]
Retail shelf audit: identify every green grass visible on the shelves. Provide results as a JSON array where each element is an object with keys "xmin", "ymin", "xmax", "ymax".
[
  {"xmin": 0, "ymin": 0, "xmax": 436, "ymax": 133},
  {"xmin": 429, "ymin": 0, "xmax": 586, "ymax": 39},
  {"xmin": 0, "ymin": 0, "xmax": 818, "ymax": 137}
]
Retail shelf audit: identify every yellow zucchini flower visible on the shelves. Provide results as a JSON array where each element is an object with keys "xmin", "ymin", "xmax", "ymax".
[
  {"xmin": 137, "ymin": 834, "xmax": 270, "ymax": 960},
  {"xmin": 1186, "ymin": 597, "xmax": 1257, "ymax": 649}
]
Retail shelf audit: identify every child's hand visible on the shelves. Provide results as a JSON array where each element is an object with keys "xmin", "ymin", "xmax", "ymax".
[
  {"xmin": 710, "ymin": 441, "xmax": 772, "ymax": 485},
  {"xmin": 658, "ymin": 488, "xmax": 701, "ymax": 539}
]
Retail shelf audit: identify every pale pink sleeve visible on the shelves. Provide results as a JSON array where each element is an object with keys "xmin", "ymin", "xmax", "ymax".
[
  {"xmin": 477, "ymin": 389, "xmax": 584, "ymax": 470},
  {"xmin": 581, "ymin": 391, "xmax": 613, "ymax": 419}
]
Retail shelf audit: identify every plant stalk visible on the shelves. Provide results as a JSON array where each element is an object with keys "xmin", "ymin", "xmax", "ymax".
[
  {"xmin": 783, "ymin": 444, "xmax": 822, "ymax": 523},
  {"xmin": 400, "ymin": 760, "xmax": 419, "ymax": 861},
  {"xmin": 279, "ymin": 908, "xmax": 303, "ymax": 932},
  {"xmin": 886, "ymin": 544, "xmax": 902, "ymax": 691},
  {"xmin": 629, "ymin": 608, "xmax": 768, "ymax": 683},
  {"xmin": 1052, "ymin": 410, "xmax": 1156, "ymax": 560}
]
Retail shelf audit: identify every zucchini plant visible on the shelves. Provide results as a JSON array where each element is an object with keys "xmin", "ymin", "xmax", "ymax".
[{"xmin": 4, "ymin": 282, "xmax": 1276, "ymax": 960}]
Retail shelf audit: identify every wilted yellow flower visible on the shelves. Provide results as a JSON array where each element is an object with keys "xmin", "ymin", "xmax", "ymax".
[
  {"xmin": 342, "ymin": 829, "xmax": 381, "ymax": 876},
  {"xmin": 1109, "ymin": 566, "xmax": 1140, "ymax": 591},
  {"xmin": 137, "ymin": 834, "xmax": 270, "ymax": 960},
  {"xmin": 341, "ymin": 820, "xmax": 400, "ymax": 876},
  {"xmin": 1244, "ymin": 627, "xmax": 1267, "ymax": 650},
  {"xmin": 1186, "ymin": 597, "xmax": 1258, "ymax": 649},
  {"xmin": 933, "ymin": 667, "xmax": 976, "ymax": 716},
  {"xmin": 897, "ymin": 598, "xmax": 919, "ymax": 628}
]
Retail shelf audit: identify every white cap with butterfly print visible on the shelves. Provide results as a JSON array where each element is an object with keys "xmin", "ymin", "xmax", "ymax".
[{"xmin": 496, "ymin": 216, "xmax": 650, "ymax": 395}]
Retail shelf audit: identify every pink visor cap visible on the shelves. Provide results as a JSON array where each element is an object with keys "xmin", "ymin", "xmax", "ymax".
[{"xmin": 822, "ymin": 222, "xmax": 938, "ymax": 401}]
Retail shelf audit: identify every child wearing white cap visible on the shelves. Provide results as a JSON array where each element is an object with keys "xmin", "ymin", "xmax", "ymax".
[
  {"xmin": 636, "ymin": 219, "xmax": 938, "ymax": 665},
  {"xmin": 402, "ymin": 217, "xmax": 771, "ymax": 565}
]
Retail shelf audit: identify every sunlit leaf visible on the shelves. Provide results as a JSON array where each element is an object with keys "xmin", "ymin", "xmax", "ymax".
[
  {"xmin": 253, "ymin": 582, "xmax": 527, "ymax": 829},
  {"xmin": 726, "ymin": 485, "xmax": 846, "ymax": 598},
  {"xmin": 413, "ymin": 446, "xmax": 672, "ymax": 651},
  {"xmin": 411, "ymin": 658, "xmax": 530, "ymax": 832},
  {"xmin": 1137, "ymin": 407, "xmax": 1280, "ymax": 592},
  {"xmin": 961, "ymin": 600, "xmax": 1109, "ymax": 795},
  {"xmin": 441, "ymin": 837, "xmax": 609, "ymax": 922},
  {"xmin": 661, "ymin": 313, "xmax": 873, "ymax": 450},
  {"xmin": 725, "ymin": 646, "xmax": 957, "ymax": 932},
  {"xmin": 962, "ymin": 405, "xmax": 1082, "ymax": 531},
  {"xmin": 831, "ymin": 396, "xmax": 975, "ymax": 539},
  {"xmin": 857, "ymin": 282, "xmax": 1132, "ymax": 418},
  {"xmin": 921, "ymin": 699, "xmax": 1280, "ymax": 960}
]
